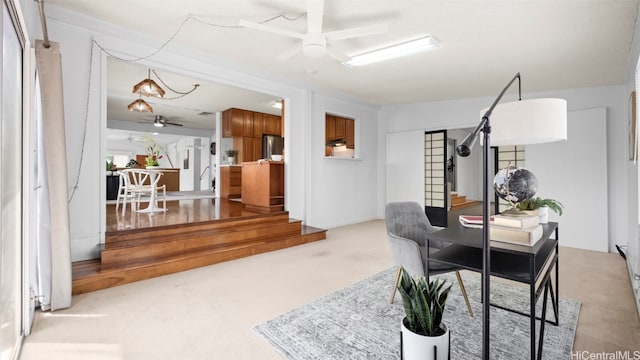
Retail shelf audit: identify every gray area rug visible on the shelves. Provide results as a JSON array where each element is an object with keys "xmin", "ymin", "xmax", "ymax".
[{"xmin": 254, "ymin": 268, "xmax": 580, "ymax": 359}]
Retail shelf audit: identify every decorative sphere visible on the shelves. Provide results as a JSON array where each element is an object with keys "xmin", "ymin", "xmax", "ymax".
[{"xmin": 493, "ymin": 166, "xmax": 538, "ymax": 203}]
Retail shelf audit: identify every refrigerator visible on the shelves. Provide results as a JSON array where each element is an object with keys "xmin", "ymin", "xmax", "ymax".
[{"xmin": 262, "ymin": 135, "xmax": 284, "ymax": 159}]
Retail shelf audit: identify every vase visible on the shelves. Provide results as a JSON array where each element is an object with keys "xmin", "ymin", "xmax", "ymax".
[
  {"xmin": 401, "ymin": 318, "xmax": 449, "ymax": 360},
  {"xmin": 537, "ymin": 205, "xmax": 549, "ymax": 224},
  {"xmin": 228, "ymin": 156, "xmax": 236, "ymax": 165}
]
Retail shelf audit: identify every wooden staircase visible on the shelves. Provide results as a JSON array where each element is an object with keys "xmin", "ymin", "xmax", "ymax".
[
  {"xmin": 72, "ymin": 212, "xmax": 326, "ymax": 295},
  {"xmin": 450, "ymin": 192, "xmax": 478, "ymax": 210}
]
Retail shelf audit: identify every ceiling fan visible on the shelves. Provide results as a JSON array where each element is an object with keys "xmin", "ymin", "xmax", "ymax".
[
  {"xmin": 138, "ymin": 115, "xmax": 183, "ymax": 127},
  {"xmin": 239, "ymin": 0, "xmax": 388, "ymax": 62}
]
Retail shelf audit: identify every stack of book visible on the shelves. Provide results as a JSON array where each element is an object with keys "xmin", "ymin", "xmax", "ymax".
[
  {"xmin": 490, "ymin": 214, "xmax": 543, "ymax": 246},
  {"xmin": 459, "ymin": 214, "xmax": 543, "ymax": 246}
]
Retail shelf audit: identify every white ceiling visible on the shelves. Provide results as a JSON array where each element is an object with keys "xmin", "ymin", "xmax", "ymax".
[{"xmin": 48, "ymin": 0, "xmax": 639, "ymax": 131}]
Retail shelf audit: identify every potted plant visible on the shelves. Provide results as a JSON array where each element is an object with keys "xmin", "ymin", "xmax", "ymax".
[
  {"xmin": 516, "ymin": 197, "xmax": 564, "ymax": 223},
  {"xmin": 397, "ymin": 267, "xmax": 452, "ymax": 360},
  {"xmin": 225, "ymin": 149, "xmax": 238, "ymax": 164},
  {"xmin": 142, "ymin": 137, "xmax": 163, "ymax": 168},
  {"xmin": 105, "ymin": 160, "xmax": 115, "ymax": 175}
]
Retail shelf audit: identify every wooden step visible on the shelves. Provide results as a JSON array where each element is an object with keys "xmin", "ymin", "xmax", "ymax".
[
  {"xmin": 72, "ymin": 213, "xmax": 327, "ymax": 295},
  {"xmin": 100, "ymin": 219, "xmax": 303, "ymax": 266},
  {"xmin": 451, "ymin": 194, "xmax": 467, "ymax": 205},
  {"xmin": 451, "ymin": 200, "xmax": 478, "ymax": 210}
]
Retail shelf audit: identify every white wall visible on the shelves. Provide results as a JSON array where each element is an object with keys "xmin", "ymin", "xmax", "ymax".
[
  {"xmin": 527, "ymin": 108, "xmax": 608, "ymax": 252},
  {"xmin": 307, "ymin": 92, "xmax": 380, "ymax": 229},
  {"xmin": 380, "ymin": 85, "xmax": 627, "ymax": 253}
]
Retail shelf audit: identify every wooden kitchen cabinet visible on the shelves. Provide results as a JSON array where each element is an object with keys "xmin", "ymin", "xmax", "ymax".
[
  {"xmin": 345, "ymin": 118, "xmax": 355, "ymax": 149},
  {"xmin": 220, "ymin": 165, "xmax": 242, "ymax": 199},
  {"xmin": 234, "ymin": 136, "xmax": 263, "ymax": 163},
  {"xmin": 253, "ymin": 112, "xmax": 264, "ymax": 138},
  {"xmin": 222, "ymin": 108, "xmax": 245, "ymax": 138},
  {"xmin": 325, "ymin": 114, "xmax": 336, "ymax": 143},
  {"xmin": 335, "ymin": 116, "xmax": 346, "ymax": 140},
  {"xmin": 243, "ymin": 111, "xmax": 254, "ymax": 137},
  {"xmin": 241, "ymin": 161, "xmax": 284, "ymax": 211},
  {"xmin": 263, "ymin": 114, "xmax": 281, "ymax": 136},
  {"xmin": 325, "ymin": 114, "xmax": 355, "ymax": 155}
]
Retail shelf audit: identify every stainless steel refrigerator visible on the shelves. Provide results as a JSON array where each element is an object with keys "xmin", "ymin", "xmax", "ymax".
[{"xmin": 262, "ymin": 135, "xmax": 284, "ymax": 159}]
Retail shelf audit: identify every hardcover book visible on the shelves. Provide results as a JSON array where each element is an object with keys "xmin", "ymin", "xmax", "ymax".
[
  {"xmin": 459, "ymin": 215, "xmax": 494, "ymax": 229},
  {"xmin": 489, "ymin": 224, "xmax": 544, "ymax": 246},
  {"xmin": 493, "ymin": 214, "xmax": 539, "ymax": 229}
]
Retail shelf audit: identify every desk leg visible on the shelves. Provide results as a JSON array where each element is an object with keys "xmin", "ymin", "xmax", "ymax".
[
  {"xmin": 537, "ymin": 279, "xmax": 550, "ymax": 360},
  {"xmin": 555, "ymin": 228, "xmax": 560, "ymax": 325},
  {"xmin": 530, "ymin": 257, "xmax": 536, "ymax": 360}
]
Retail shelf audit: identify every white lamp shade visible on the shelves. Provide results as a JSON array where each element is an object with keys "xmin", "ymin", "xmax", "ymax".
[{"xmin": 482, "ymin": 98, "xmax": 567, "ymax": 146}]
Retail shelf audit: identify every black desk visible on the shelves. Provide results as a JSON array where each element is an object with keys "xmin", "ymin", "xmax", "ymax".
[{"xmin": 428, "ymin": 222, "xmax": 559, "ymax": 360}]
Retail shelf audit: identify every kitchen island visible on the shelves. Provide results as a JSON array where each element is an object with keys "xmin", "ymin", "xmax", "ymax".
[{"xmin": 241, "ymin": 160, "xmax": 284, "ymax": 211}]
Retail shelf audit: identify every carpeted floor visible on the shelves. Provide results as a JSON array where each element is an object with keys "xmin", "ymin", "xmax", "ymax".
[{"xmin": 254, "ymin": 268, "xmax": 580, "ymax": 360}]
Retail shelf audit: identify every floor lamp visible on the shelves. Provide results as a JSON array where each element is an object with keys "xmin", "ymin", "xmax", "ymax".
[{"xmin": 456, "ymin": 73, "xmax": 567, "ymax": 359}]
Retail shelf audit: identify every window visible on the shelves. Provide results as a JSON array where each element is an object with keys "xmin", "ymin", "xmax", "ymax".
[{"xmin": 325, "ymin": 113, "xmax": 355, "ymax": 158}]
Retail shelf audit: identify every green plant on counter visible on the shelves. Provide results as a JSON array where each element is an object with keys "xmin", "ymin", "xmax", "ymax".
[
  {"xmin": 106, "ymin": 160, "xmax": 114, "ymax": 171},
  {"xmin": 516, "ymin": 197, "xmax": 564, "ymax": 215},
  {"xmin": 397, "ymin": 267, "xmax": 451, "ymax": 337},
  {"xmin": 225, "ymin": 149, "xmax": 238, "ymax": 157}
]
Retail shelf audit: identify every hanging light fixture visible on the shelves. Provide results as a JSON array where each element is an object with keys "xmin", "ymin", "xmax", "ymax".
[
  {"xmin": 132, "ymin": 69, "xmax": 165, "ymax": 98},
  {"xmin": 127, "ymin": 93, "xmax": 153, "ymax": 112}
]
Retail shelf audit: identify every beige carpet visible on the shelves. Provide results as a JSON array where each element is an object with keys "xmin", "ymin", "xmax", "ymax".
[{"xmin": 19, "ymin": 220, "xmax": 640, "ymax": 359}]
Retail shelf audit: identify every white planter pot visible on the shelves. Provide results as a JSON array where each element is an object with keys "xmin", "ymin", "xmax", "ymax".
[
  {"xmin": 228, "ymin": 156, "xmax": 236, "ymax": 165},
  {"xmin": 401, "ymin": 318, "xmax": 449, "ymax": 360},
  {"xmin": 537, "ymin": 205, "xmax": 549, "ymax": 224}
]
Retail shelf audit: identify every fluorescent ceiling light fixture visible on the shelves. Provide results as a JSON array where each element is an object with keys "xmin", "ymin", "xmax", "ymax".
[
  {"xmin": 272, "ymin": 101, "xmax": 283, "ymax": 110},
  {"xmin": 344, "ymin": 36, "xmax": 440, "ymax": 67}
]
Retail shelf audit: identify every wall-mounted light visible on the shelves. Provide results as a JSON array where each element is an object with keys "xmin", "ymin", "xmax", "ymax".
[
  {"xmin": 344, "ymin": 36, "xmax": 440, "ymax": 67},
  {"xmin": 272, "ymin": 100, "xmax": 283, "ymax": 109}
]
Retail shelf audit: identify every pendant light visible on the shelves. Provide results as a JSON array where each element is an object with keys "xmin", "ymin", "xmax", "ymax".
[
  {"xmin": 132, "ymin": 69, "xmax": 165, "ymax": 98},
  {"xmin": 128, "ymin": 93, "xmax": 153, "ymax": 112}
]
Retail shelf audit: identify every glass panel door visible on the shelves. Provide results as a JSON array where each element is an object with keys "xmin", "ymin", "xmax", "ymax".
[
  {"xmin": 424, "ymin": 130, "xmax": 448, "ymax": 227},
  {"xmin": 0, "ymin": 1, "xmax": 24, "ymax": 359}
]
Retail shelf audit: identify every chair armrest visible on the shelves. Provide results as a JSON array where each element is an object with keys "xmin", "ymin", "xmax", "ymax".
[{"xmin": 388, "ymin": 233, "xmax": 426, "ymax": 277}]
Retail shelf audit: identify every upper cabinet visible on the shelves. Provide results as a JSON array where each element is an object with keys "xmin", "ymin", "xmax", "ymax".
[
  {"xmin": 222, "ymin": 108, "xmax": 244, "ymax": 138},
  {"xmin": 263, "ymin": 114, "xmax": 281, "ymax": 136},
  {"xmin": 222, "ymin": 108, "xmax": 281, "ymax": 138}
]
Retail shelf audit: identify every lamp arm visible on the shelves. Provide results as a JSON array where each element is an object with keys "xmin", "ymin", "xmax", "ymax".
[
  {"xmin": 482, "ymin": 72, "xmax": 521, "ymax": 120},
  {"xmin": 456, "ymin": 73, "xmax": 521, "ymax": 158}
]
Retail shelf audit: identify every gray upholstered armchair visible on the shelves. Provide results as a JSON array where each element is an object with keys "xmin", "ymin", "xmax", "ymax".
[{"xmin": 385, "ymin": 201, "xmax": 473, "ymax": 316}]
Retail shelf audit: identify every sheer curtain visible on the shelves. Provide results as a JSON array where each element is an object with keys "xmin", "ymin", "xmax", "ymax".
[{"xmin": 34, "ymin": 39, "xmax": 71, "ymax": 311}]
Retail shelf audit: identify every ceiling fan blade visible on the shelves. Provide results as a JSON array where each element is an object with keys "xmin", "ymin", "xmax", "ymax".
[
  {"xmin": 325, "ymin": 23, "xmax": 388, "ymax": 41},
  {"xmin": 277, "ymin": 45, "xmax": 302, "ymax": 61},
  {"xmin": 325, "ymin": 44, "xmax": 351, "ymax": 63},
  {"xmin": 165, "ymin": 122, "xmax": 184, "ymax": 127},
  {"xmin": 239, "ymin": 19, "xmax": 305, "ymax": 40},
  {"xmin": 306, "ymin": 0, "xmax": 325, "ymax": 34}
]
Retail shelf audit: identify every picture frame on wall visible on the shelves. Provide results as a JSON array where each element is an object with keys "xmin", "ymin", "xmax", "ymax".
[{"xmin": 630, "ymin": 91, "xmax": 637, "ymax": 162}]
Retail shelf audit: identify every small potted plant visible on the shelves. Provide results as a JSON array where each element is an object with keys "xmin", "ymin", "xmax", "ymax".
[
  {"xmin": 225, "ymin": 149, "xmax": 238, "ymax": 164},
  {"xmin": 397, "ymin": 267, "xmax": 452, "ymax": 360},
  {"xmin": 105, "ymin": 160, "xmax": 115, "ymax": 175},
  {"xmin": 516, "ymin": 196, "xmax": 564, "ymax": 223}
]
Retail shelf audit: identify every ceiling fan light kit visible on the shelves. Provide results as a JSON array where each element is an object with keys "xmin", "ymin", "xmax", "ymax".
[
  {"xmin": 344, "ymin": 35, "xmax": 440, "ymax": 67},
  {"xmin": 153, "ymin": 117, "xmax": 165, "ymax": 127}
]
